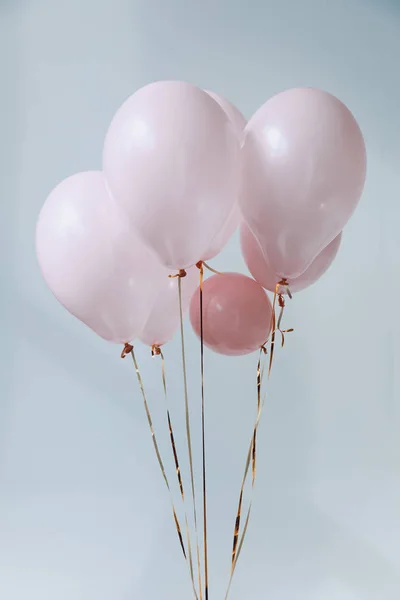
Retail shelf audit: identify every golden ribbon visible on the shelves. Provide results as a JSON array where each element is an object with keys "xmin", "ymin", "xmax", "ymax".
[
  {"xmin": 224, "ymin": 346, "xmax": 268, "ymax": 599},
  {"xmin": 197, "ymin": 260, "xmax": 225, "ymax": 276},
  {"xmin": 269, "ymin": 280, "xmax": 294, "ymax": 375},
  {"xmin": 198, "ymin": 262, "xmax": 209, "ymax": 600},
  {"xmin": 225, "ymin": 279, "xmax": 293, "ymax": 598},
  {"xmin": 177, "ymin": 273, "xmax": 204, "ymax": 600},
  {"xmin": 151, "ymin": 345, "xmax": 199, "ymax": 600},
  {"xmin": 125, "ymin": 346, "xmax": 189, "ymax": 567}
]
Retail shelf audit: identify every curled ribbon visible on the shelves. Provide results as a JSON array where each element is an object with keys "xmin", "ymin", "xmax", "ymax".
[
  {"xmin": 126, "ymin": 346, "xmax": 189, "ymax": 570},
  {"xmin": 151, "ymin": 345, "xmax": 199, "ymax": 600},
  {"xmin": 225, "ymin": 280, "xmax": 293, "ymax": 598},
  {"xmin": 177, "ymin": 275, "xmax": 204, "ymax": 600}
]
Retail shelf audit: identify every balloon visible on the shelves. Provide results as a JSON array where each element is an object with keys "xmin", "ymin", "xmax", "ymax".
[
  {"xmin": 202, "ymin": 91, "xmax": 246, "ymax": 261},
  {"xmin": 189, "ymin": 272, "xmax": 272, "ymax": 356},
  {"xmin": 103, "ymin": 81, "xmax": 240, "ymax": 270},
  {"xmin": 240, "ymin": 88, "xmax": 366, "ymax": 279},
  {"xmin": 36, "ymin": 171, "xmax": 164, "ymax": 343},
  {"xmin": 241, "ymin": 224, "xmax": 342, "ymax": 294},
  {"xmin": 140, "ymin": 267, "xmax": 199, "ymax": 347}
]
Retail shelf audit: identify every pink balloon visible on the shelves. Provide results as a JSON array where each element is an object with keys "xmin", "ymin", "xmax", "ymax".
[
  {"xmin": 189, "ymin": 273, "xmax": 272, "ymax": 356},
  {"xmin": 241, "ymin": 223, "xmax": 342, "ymax": 294},
  {"xmin": 240, "ymin": 88, "xmax": 366, "ymax": 279},
  {"xmin": 202, "ymin": 91, "xmax": 246, "ymax": 261},
  {"xmin": 103, "ymin": 81, "xmax": 240, "ymax": 270},
  {"xmin": 36, "ymin": 171, "xmax": 164, "ymax": 343},
  {"xmin": 140, "ymin": 267, "xmax": 199, "ymax": 347}
]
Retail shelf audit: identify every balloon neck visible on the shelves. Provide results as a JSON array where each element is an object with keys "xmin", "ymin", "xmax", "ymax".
[
  {"xmin": 151, "ymin": 344, "xmax": 162, "ymax": 356},
  {"xmin": 168, "ymin": 269, "xmax": 187, "ymax": 279},
  {"xmin": 121, "ymin": 342, "xmax": 133, "ymax": 358},
  {"xmin": 277, "ymin": 278, "xmax": 292, "ymax": 300}
]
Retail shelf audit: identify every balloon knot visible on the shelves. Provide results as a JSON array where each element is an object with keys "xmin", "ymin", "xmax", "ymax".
[
  {"xmin": 121, "ymin": 343, "xmax": 133, "ymax": 359},
  {"xmin": 169, "ymin": 269, "xmax": 187, "ymax": 279},
  {"xmin": 278, "ymin": 294, "xmax": 285, "ymax": 309},
  {"xmin": 261, "ymin": 344, "xmax": 268, "ymax": 355},
  {"xmin": 196, "ymin": 261, "xmax": 203, "ymax": 270},
  {"xmin": 151, "ymin": 344, "xmax": 162, "ymax": 356},
  {"xmin": 277, "ymin": 278, "xmax": 292, "ymax": 300}
]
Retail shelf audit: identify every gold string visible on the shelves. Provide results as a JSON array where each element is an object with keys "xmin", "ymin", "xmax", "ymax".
[
  {"xmin": 197, "ymin": 260, "xmax": 225, "ymax": 276},
  {"xmin": 151, "ymin": 346, "xmax": 199, "ymax": 600},
  {"xmin": 268, "ymin": 279, "xmax": 293, "ymax": 375},
  {"xmin": 276, "ymin": 293, "xmax": 294, "ymax": 348},
  {"xmin": 127, "ymin": 347, "xmax": 189, "ymax": 567},
  {"xmin": 178, "ymin": 275, "xmax": 204, "ymax": 600},
  {"xmin": 225, "ymin": 278, "xmax": 294, "ymax": 597},
  {"xmin": 199, "ymin": 262, "xmax": 209, "ymax": 600},
  {"xmin": 224, "ymin": 347, "xmax": 268, "ymax": 599}
]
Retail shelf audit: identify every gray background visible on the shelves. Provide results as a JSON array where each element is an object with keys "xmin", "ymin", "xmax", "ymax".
[{"xmin": 1, "ymin": 0, "xmax": 400, "ymax": 598}]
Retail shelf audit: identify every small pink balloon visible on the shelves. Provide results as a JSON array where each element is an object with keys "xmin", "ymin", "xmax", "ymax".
[
  {"xmin": 189, "ymin": 272, "xmax": 272, "ymax": 356},
  {"xmin": 240, "ymin": 88, "xmax": 366, "ymax": 279},
  {"xmin": 103, "ymin": 81, "xmax": 240, "ymax": 270},
  {"xmin": 201, "ymin": 91, "xmax": 246, "ymax": 261},
  {"xmin": 140, "ymin": 267, "xmax": 199, "ymax": 347},
  {"xmin": 36, "ymin": 171, "xmax": 164, "ymax": 343},
  {"xmin": 240, "ymin": 224, "xmax": 342, "ymax": 294}
]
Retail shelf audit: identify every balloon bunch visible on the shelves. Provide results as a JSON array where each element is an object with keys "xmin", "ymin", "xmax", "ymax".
[{"xmin": 36, "ymin": 81, "xmax": 366, "ymax": 598}]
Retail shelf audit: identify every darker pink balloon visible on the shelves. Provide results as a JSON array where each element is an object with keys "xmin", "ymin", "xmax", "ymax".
[
  {"xmin": 240, "ymin": 224, "xmax": 342, "ymax": 294},
  {"xmin": 189, "ymin": 273, "xmax": 272, "ymax": 356}
]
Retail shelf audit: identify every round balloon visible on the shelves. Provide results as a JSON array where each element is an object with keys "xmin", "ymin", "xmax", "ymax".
[
  {"xmin": 241, "ymin": 224, "xmax": 342, "ymax": 294},
  {"xmin": 103, "ymin": 81, "xmax": 240, "ymax": 270},
  {"xmin": 36, "ymin": 171, "xmax": 164, "ymax": 343},
  {"xmin": 240, "ymin": 88, "xmax": 366, "ymax": 279},
  {"xmin": 140, "ymin": 267, "xmax": 199, "ymax": 347},
  {"xmin": 189, "ymin": 272, "xmax": 272, "ymax": 356}
]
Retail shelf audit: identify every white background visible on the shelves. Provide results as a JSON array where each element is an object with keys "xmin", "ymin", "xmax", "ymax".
[{"xmin": 1, "ymin": 0, "xmax": 400, "ymax": 598}]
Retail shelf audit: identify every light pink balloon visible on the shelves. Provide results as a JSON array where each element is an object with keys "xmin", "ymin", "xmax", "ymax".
[
  {"xmin": 36, "ymin": 171, "xmax": 164, "ymax": 343},
  {"xmin": 202, "ymin": 91, "xmax": 246, "ymax": 261},
  {"xmin": 189, "ymin": 272, "xmax": 272, "ymax": 356},
  {"xmin": 241, "ymin": 223, "xmax": 342, "ymax": 294},
  {"xmin": 103, "ymin": 81, "xmax": 240, "ymax": 270},
  {"xmin": 140, "ymin": 267, "xmax": 199, "ymax": 347},
  {"xmin": 240, "ymin": 88, "xmax": 366, "ymax": 279}
]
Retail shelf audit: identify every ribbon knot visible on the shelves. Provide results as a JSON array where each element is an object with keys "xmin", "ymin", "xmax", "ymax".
[
  {"xmin": 169, "ymin": 269, "xmax": 187, "ymax": 279},
  {"xmin": 151, "ymin": 344, "xmax": 162, "ymax": 357},
  {"xmin": 121, "ymin": 342, "xmax": 133, "ymax": 359}
]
